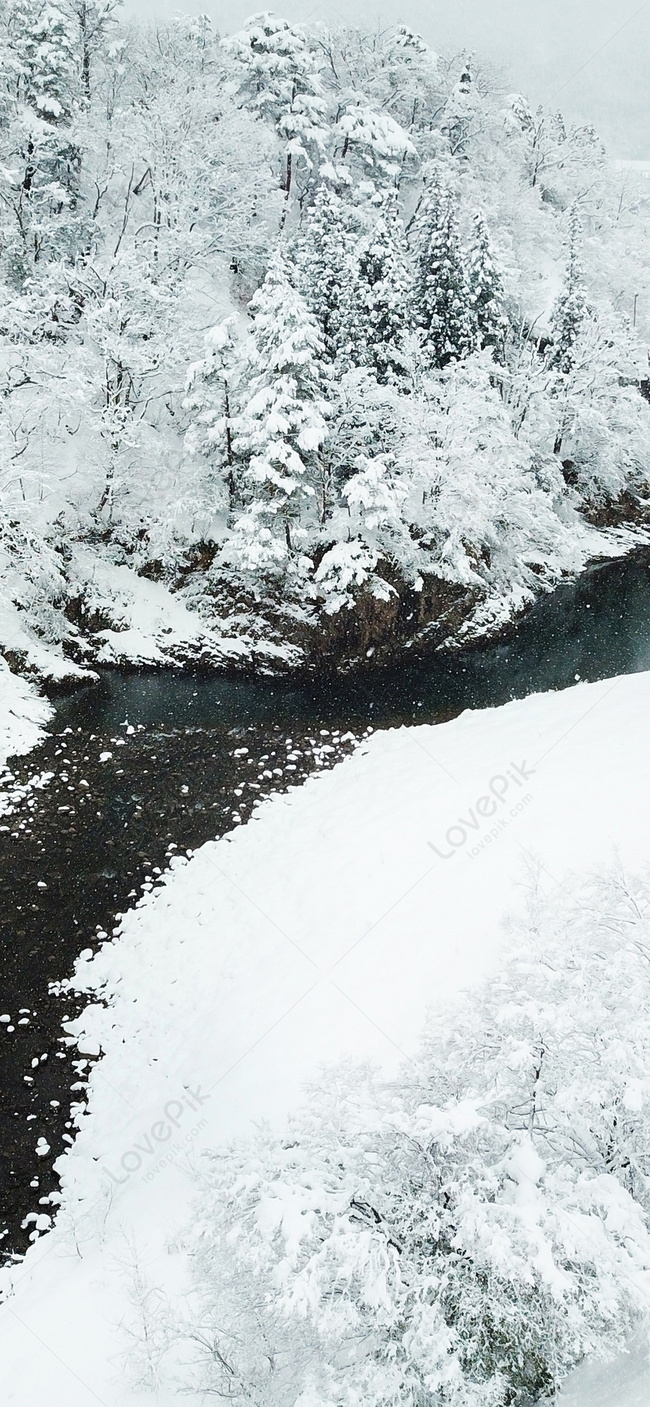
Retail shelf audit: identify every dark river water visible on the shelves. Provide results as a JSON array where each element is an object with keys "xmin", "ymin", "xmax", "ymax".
[{"xmin": 2, "ymin": 546, "xmax": 650, "ymax": 1261}]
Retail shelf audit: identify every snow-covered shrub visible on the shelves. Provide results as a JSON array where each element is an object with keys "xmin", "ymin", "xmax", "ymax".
[{"xmin": 173, "ymin": 867, "xmax": 650, "ymax": 1406}]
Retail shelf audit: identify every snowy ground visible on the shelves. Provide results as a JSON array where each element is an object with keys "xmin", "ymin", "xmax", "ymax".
[
  {"xmin": 66, "ymin": 548, "xmax": 303, "ymax": 672},
  {"xmin": 0, "ymin": 546, "xmax": 303, "ymax": 686},
  {"xmin": 2, "ymin": 670, "xmax": 650, "ymax": 1401},
  {"xmin": 0, "ymin": 662, "xmax": 52, "ymax": 771}
]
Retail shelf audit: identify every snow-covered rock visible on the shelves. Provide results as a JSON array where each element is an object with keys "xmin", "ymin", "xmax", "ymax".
[{"xmin": 0, "ymin": 659, "xmax": 51, "ymax": 769}]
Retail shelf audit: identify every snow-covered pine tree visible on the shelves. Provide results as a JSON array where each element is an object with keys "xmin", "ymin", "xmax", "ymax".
[
  {"xmin": 0, "ymin": 0, "xmax": 83, "ymax": 282},
  {"xmin": 7, "ymin": 0, "xmax": 78, "ymax": 121},
  {"xmin": 223, "ymin": 12, "xmax": 327, "ymax": 211},
  {"xmin": 548, "ymin": 204, "xmax": 590, "ymax": 456},
  {"xmin": 467, "ymin": 208, "xmax": 508, "ymax": 357},
  {"xmin": 329, "ymin": 98, "xmax": 416, "ymax": 192},
  {"xmin": 344, "ymin": 191, "xmax": 413, "ymax": 384},
  {"xmin": 227, "ymin": 246, "xmax": 329, "ymax": 570},
  {"xmin": 292, "ymin": 181, "xmax": 358, "ymax": 362},
  {"xmin": 184, "ymin": 317, "xmax": 239, "ymax": 524},
  {"xmin": 442, "ymin": 56, "xmax": 475, "ymax": 156},
  {"xmin": 549, "ymin": 204, "xmax": 588, "ymax": 374},
  {"xmin": 412, "ymin": 170, "xmax": 476, "ymax": 368}
]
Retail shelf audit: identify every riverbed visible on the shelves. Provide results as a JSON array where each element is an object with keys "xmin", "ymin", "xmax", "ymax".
[{"xmin": 2, "ymin": 546, "xmax": 650, "ymax": 1258}]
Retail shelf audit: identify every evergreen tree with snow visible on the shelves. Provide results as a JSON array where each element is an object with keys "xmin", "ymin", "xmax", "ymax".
[
  {"xmin": 549, "ymin": 204, "xmax": 588, "ymax": 374},
  {"xmin": 442, "ymin": 56, "xmax": 475, "ymax": 156},
  {"xmin": 412, "ymin": 172, "xmax": 476, "ymax": 367},
  {"xmin": 547, "ymin": 205, "xmax": 590, "ymax": 456},
  {"xmin": 344, "ymin": 192, "xmax": 413, "ymax": 384},
  {"xmin": 227, "ymin": 247, "xmax": 329, "ymax": 569},
  {"xmin": 223, "ymin": 12, "xmax": 327, "ymax": 210},
  {"xmin": 7, "ymin": 0, "xmax": 78, "ymax": 121},
  {"xmin": 467, "ymin": 208, "xmax": 508, "ymax": 358},
  {"xmin": 0, "ymin": 0, "xmax": 83, "ymax": 282},
  {"xmin": 183, "ymin": 317, "xmax": 239, "ymax": 522},
  {"xmin": 292, "ymin": 182, "xmax": 358, "ymax": 362}
]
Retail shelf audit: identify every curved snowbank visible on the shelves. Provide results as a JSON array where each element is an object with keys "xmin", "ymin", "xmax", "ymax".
[
  {"xmin": 2, "ymin": 670, "xmax": 650, "ymax": 1402},
  {"xmin": 0, "ymin": 661, "xmax": 52, "ymax": 771}
]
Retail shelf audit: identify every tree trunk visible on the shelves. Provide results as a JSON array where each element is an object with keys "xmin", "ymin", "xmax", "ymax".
[
  {"xmin": 78, "ymin": 3, "xmax": 92, "ymax": 101},
  {"xmin": 82, "ymin": 41, "xmax": 91, "ymax": 102},
  {"xmin": 279, "ymin": 152, "xmax": 293, "ymax": 231},
  {"xmin": 97, "ymin": 459, "xmax": 115, "ymax": 514},
  {"xmin": 224, "ymin": 385, "xmax": 236, "ymax": 523}
]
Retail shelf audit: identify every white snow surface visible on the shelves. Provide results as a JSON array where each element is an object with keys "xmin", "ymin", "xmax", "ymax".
[
  {"xmin": 3, "ymin": 670, "xmax": 650, "ymax": 1401},
  {"xmin": 67, "ymin": 547, "xmax": 303, "ymax": 670},
  {"xmin": 0, "ymin": 592, "xmax": 92, "ymax": 684},
  {"xmin": 559, "ymin": 1331, "xmax": 650, "ymax": 1407},
  {"xmin": 0, "ymin": 660, "xmax": 52, "ymax": 768}
]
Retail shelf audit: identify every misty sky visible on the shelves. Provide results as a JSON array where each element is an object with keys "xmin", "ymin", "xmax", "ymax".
[{"xmin": 122, "ymin": 0, "xmax": 650, "ymax": 159}]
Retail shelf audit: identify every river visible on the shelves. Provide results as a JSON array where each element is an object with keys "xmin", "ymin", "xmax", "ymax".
[{"xmin": 2, "ymin": 546, "xmax": 650, "ymax": 1260}]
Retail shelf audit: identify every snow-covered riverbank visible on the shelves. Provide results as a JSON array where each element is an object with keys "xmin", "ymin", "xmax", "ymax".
[
  {"xmin": 6, "ymin": 525, "xmax": 650, "ymax": 684},
  {"xmin": 0, "ymin": 663, "xmax": 52, "ymax": 772},
  {"xmin": 2, "ymin": 669, "xmax": 650, "ymax": 1403}
]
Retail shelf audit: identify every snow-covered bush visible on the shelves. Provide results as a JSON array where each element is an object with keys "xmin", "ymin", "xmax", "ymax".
[{"xmin": 170, "ymin": 867, "xmax": 650, "ymax": 1406}]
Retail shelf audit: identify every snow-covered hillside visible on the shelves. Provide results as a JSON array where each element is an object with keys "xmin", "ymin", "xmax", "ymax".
[
  {"xmin": 0, "ymin": 662, "xmax": 52, "ymax": 770},
  {"xmin": 2, "ymin": 10, "xmax": 650, "ymax": 675},
  {"xmin": 2, "ymin": 670, "xmax": 650, "ymax": 1402}
]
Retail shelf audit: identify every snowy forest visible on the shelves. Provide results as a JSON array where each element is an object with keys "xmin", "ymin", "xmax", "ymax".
[{"xmin": 2, "ymin": 4, "xmax": 650, "ymax": 675}]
